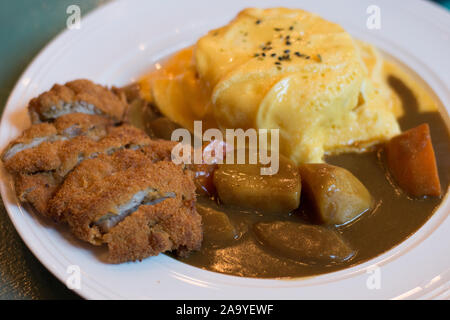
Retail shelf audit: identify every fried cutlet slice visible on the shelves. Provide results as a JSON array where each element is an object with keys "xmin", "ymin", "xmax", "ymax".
[
  {"xmin": 3, "ymin": 123, "xmax": 150, "ymax": 176},
  {"xmin": 55, "ymin": 124, "xmax": 152, "ymax": 178},
  {"xmin": 14, "ymin": 172, "xmax": 61, "ymax": 216},
  {"xmin": 28, "ymin": 79, "xmax": 128, "ymax": 123},
  {"xmin": 2, "ymin": 114, "xmax": 111, "ymax": 217},
  {"xmin": 2, "ymin": 113, "xmax": 113, "ymax": 164},
  {"xmin": 12, "ymin": 137, "xmax": 177, "ymax": 220},
  {"xmin": 9, "ymin": 126, "xmax": 156, "ymax": 219},
  {"xmin": 140, "ymin": 139, "xmax": 177, "ymax": 162},
  {"xmin": 53, "ymin": 112, "xmax": 113, "ymax": 138},
  {"xmin": 49, "ymin": 152, "xmax": 201, "ymax": 258},
  {"xmin": 2, "ymin": 123, "xmax": 64, "ymax": 164},
  {"xmin": 104, "ymin": 198, "xmax": 202, "ymax": 263},
  {"xmin": 48, "ymin": 149, "xmax": 177, "ymax": 222}
]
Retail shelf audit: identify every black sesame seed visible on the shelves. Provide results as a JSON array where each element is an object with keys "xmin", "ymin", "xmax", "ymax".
[
  {"xmin": 254, "ymin": 53, "xmax": 260, "ymax": 57},
  {"xmin": 305, "ymin": 56, "xmax": 310, "ymax": 59},
  {"xmin": 271, "ymin": 53, "xmax": 276, "ymax": 57},
  {"xmin": 274, "ymin": 27, "xmax": 283, "ymax": 32},
  {"xmin": 262, "ymin": 52, "xmax": 266, "ymax": 57},
  {"xmin": 286, "ymin": 41, "xmax": 292, "ymax": 45},
  {"xmin": 278, "ymin": 56, "xmax": 283, "ymax": 61},
  {"xmin": 256, "ymin": 19, "xmax": 261, "ymax": 24},
  {"xmin": 289, "ymin": 26, "xmax": 294, "ymax": 31},
  {"xmin": 286, "ymin": 35, "xmax": 290, "ymax": 39},
  {"xmin": 294, "ymin": 51, "xmax": 301, "ymax": 57},
  {"xmin": 275, "ymin": 61, "xmax": 281, "ymax": 65},
  {"xmin": 284, "ymin": 49, "xmax": 290, "ymax": 54}
]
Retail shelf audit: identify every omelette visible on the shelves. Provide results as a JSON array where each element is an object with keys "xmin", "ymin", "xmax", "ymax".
[{"xmin": 139, "ymin": 8, "xmax": 403, "ymax": 164}]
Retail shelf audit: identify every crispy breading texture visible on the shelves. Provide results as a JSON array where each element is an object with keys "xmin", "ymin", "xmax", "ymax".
[
  {"xmin": 49, "ymin": 150, "xmax": 151, "ymax": 220},
  {"xmin": 2, "ymin": 113, "xmax": 114, "ymax": 165},
  {"xmin": 104, "ymin": 198, "xmax": 202, "ymax": 263},
  {"xmin": 4, "ymin": 118, "xmax": 162, "ymax": 220},
  {"xmin": 141, "ymin": 139, "xmax": 178, "ymax": 162},
  {"xmin": 55, "ymin": 124, "xmax": 151, "ymax": 178},
  {"xmin": 5, "ymin": 140, "xmax": 67, "ymax": 173},
  {"xmin": 14, "ymin": 172, "xmax": 61, "ymax": 217},
  {"xmin": 3, "ymin": 124, "xmax": 150, "ymax": 176},
  {"xmin": 53, "ymin": 113, "xmax": 113, "ymax": 137},
  {"xmin": 2, "ymin": 79, "xmax": 203, "ymax": 263},
  {"xmin": 50, "ymin": 155, "xmax": 197, "ymax": 245},
  {"xmin": 8, "ymin": 123, "xmax": 57, "ymax": 143},
  {"xmin": 28, "ymin": 79, "xmax": 128, "ymax": 122}
]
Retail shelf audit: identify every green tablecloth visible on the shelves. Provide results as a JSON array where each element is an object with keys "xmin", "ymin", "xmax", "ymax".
[{"xmin": 0, "ymin": 0, "xmax": 449, "ymax": 300}]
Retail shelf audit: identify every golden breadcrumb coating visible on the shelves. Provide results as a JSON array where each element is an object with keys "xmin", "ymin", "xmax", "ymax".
[
  {"xmin": 2, "ymin": 79, "xmax": 203, "ymax": 263},
  {"xmin": 53, "ymin": 113, "xmax": 113, "ymax": 137},
  {"xmin": 14, "ymin": 172, "xmax": 61, "ymax": 217},
  {"xmin": 28, "ymin": 79, "xmax": 128, "ymax": 122},
  {"xmin": 3, "ymin": 124, "xmax": 150, "ymax": 176},
  {"xmin": 7, "ymin": 126, "xmax": 154, "ymax": 220},
  {"xmin": 2, "ymin": 113, "xmax": 113, "ymax": 166},
  {"xmin": 104, "ymin": 198, "xmax": 202, "ymax": 263},
  {"xmin": 49, "ymin": 150, "xmax": 202, "ymax": 262}
]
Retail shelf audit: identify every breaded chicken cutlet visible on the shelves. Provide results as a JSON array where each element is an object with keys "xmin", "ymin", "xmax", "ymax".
[
  {"xmin": 49, "ymin": 150, "xmax": 201, "ymax": 262},
  {"xmin": 28, "ymin": 79, "xmax": 128, "ymax": 123},
  {"xmin": 1, "ymin": 79, "xmax": 203, "ymax": 263},
  {"xmin": 3, "ymin": 115, "xmax": 153, "ymax": 217}
]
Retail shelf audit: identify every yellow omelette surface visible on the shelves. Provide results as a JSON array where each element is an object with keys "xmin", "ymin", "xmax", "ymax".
[{"xmin": 139, "ymin": 8, "xmax": 409, "ymax": 164}]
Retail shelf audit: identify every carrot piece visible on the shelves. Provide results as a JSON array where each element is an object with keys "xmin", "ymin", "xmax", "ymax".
[{"xmin": 385, "ymin": 123, "xmax": 441, "ymax": 197}]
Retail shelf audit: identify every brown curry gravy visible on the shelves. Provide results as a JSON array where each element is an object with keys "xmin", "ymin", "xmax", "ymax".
[{"xmin": 136, "ymin": 68, "xmax": 450, "ymax": 279}]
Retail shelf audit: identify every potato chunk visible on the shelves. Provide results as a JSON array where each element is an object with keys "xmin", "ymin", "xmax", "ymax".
[
  {"xmin": 214, "ymin": 155, "xmax": 301, "ymax": 214},
  {"xmin": 385, "ymin": 123, "xmax": 441, "ymax": 197},
  {"xmin": 299, "ymin": 164, "xmax": 372, "ymax": 225},
  {"xmin": 149, "ymin": 117, "xmax": 181, "ymax": 140},
  {"xmin": 196, "ymin": 203, "xmax": 237, "ymax": 246},
  {"xmin": 254, "ymin": 221, "xmax": 354, "ymax": 263}
]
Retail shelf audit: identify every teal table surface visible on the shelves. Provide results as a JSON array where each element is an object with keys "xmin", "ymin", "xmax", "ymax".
[{"xmin": 0, "ymin": 0, "xmax": 448, "ymax": 300}]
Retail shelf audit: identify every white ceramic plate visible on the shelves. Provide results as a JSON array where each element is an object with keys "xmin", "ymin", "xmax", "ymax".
[{"xmin": 1, "ymin": 0, "xmax": 449, "ymax": 300}]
